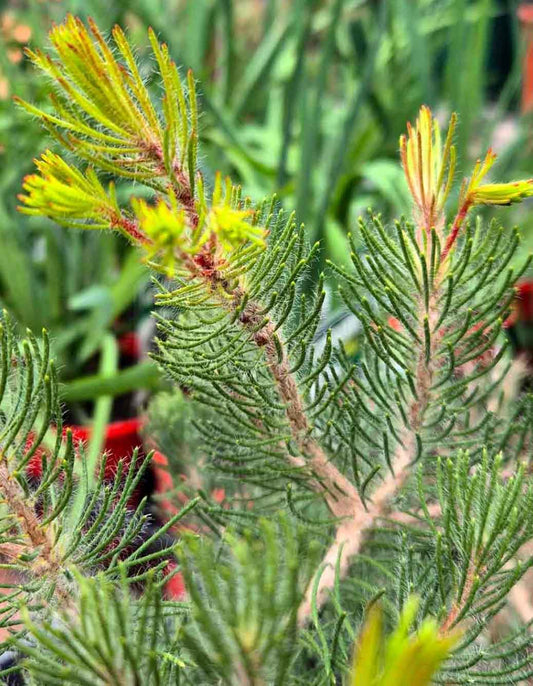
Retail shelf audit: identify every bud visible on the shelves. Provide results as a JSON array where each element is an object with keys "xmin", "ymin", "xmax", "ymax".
[
  {"xmin": 350, "ymin": 596, "xmax": 460, "ymax": 686},
  {"xmin": 470, "ymin": 180, "xmax": 533, "ymax": 206},
  {"xmin": 207, "ymin": 173, "xmax": 266, "ymax": 252},
  {"xmin": 132, "ymin": 197, "xmax": 189, "ymax": 274},
  {"xmin": 400, "ymin": 106, "xmax": 456, "ymax": 232}
]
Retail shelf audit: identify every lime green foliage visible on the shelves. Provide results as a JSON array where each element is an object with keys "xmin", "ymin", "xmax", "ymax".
[
  {"xmin": 401, "ymin": 109, "xmax": 533, "ymax": 225},
  {"xmin": 350, "ymin": 598, "xmax": 459, "ymax": 686},
  {"xmin": 19, "ymin": 151, "xmax": 119, "ymax": 229},
  {"xmin": 129, "ymin": 173, "xmax": 266, "ymax": 274},
  {"xmin": 207, "ymin": 173, "xmax": 267, "ymax": 252},
  {"xmin": 132, "ymin": 197, "xmax": 189, "ymax": 273},
  {"xmin": 18, "ymin": 15, "xmax": 181, "ymax": 182},
  {"xmin": 471, "ymin": 180, "xmax": 533, "ymax": 207},
  {"xmin": 398, "ymin": 106, "xmax": 533, "ymax": 261},
  {"xmin": 17, "ymin": 14, "xmax": 265, "ymax": 282},
  {"xmin": 460, "ymin": 149, "xmax": 533, "ymax": 210}
]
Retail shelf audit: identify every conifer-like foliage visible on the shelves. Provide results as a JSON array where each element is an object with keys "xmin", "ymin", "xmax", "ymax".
[{"xmin": 3, "ymin": 14, "xmax": 533, "ymax": 684}]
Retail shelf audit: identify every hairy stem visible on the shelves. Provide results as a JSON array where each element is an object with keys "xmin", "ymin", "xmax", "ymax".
[
  {"xmin": 442, "ymin": 197, "xmax": 471, "ymax": 261},
  {"xmin": 162, "ymin": 168, "xmax": 363, "ymax": 516},
  {"xmin": 440, "ymin": 556, "xmax": 477, "ymax": 633},
  {"xmin": 296, "ymin": 274, "xmax": 444, "ymax": 624},
  {"xmin": 241, "ymin": 303, "xmax": 362, "ymax": 513},
  {"xmin": 0, "ymin": 464, "xmax": 56, "ymax": 566},
  {"xmin": 161, "ymin": 156, "xmax": 443, "ymax": 624},
  {"xmin": 0, "ymin": 462, "xmax": 75, "ymax": 612}
]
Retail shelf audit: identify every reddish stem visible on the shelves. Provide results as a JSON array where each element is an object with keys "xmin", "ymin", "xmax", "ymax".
[
  {"xmin": 147, "ymin": 142, "xmax": 200, "ymax": 229},
  {"xmin": 112, "ymin": 214, "xmax": 151, "ymax": 245},
  {"xmin": 441, "ymin": 198, "xmax": 471, "ymax": 261}
]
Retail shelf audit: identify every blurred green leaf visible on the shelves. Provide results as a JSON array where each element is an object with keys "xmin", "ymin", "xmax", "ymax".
[
  {"xmin": 232, "ymin": 18, "xmax": 292, "ymax": 118},
  {"xmin": 61, "ymin": 361, "xmax": 162, "ymax": 402},
  {"xmin": 68, "ymin": 285, "xmax": 111, "ymax": 312}
]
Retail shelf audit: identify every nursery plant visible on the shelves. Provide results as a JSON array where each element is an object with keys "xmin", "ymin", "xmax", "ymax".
[{"xmin": 2, "ymin": 14, "xmax": 533, "ymax": 684}]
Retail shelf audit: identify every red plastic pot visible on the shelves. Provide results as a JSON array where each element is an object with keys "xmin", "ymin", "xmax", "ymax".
[
  {"xmin": 26, "ymin": 417, "xmax": 145, "ymax": 482},
  {"xmin": 68, "ymin": 417, "xmax": 145, "ymax": 481},
  {"xmin": 118, "ymin": 331, "xmax": 141, "ymax": 360},
  {"xmin": 25, "ymin": 327, "xmax": 186, "ymax": 598},
  {"xmin": 26, "ymin": 417, "xmax": 185, "ymax": 599}
]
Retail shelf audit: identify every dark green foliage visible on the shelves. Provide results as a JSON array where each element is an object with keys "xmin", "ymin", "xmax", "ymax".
[
  {"xmin": 178, "ymin": 517, "xmax": 321, "ymax": 685},
  {"xmin": 20, "ymin": 571, "xmax": 187, "ymax": 685},
  {"xmin": 331, "ymin": 451, "xmax": 533, "ymax": 684},
  {"xmin": 0, "ymin": 313, "xmax": 194, "ymax": 680},
  {"xmin": 152, "ymin": 206, "xmax": 336, "ymax": 504},
  {"xmin": 330, "ymin": 214, "xmax": 532, "ymax": 479}
]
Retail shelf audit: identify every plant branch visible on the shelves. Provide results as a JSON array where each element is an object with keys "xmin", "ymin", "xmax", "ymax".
[
  {"xmin": 0, "ymin": 463, "xmax": 56, "ymax": 567},
  {"xmin": 441, "ymin": 197, "xmax": 472, "ymax": 261},
  {"xmin": 239, "ymin": 301, "xmax": 361, "ymax": 511},
  {"xmin": 296, "ymin": 267, "xmax": 445, "ymax": 624},
  {"xmin": 0, "ymin": 461, "xmax": 75, "ymax": 612},
  {"xmin": 440, "ymin": 555, "xmax": 477, "ymax": 634},
  {"xmin": 151, "ymin": 131, "xmax": 450, "ymax": 627}
]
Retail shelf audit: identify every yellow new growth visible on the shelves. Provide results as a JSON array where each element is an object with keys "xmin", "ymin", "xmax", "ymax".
[
  {"xmin": 400, "ymin": 105, "xmax": 533, "ymax": 258},
  {"xmin": 399, "ymin": 105, "xmax": 456, "ymax": 232},
  {"xmin": 25, "ymin": 15, "xmax": 161, "ymax": 144},
  {"xmin": 350, "ymin": 597, "xmax": 459, "ymax": 686},
  {"xmin": 207, "ymin": 205, "xmax": 261, "ymax": 251},
  {"xmin": 18, "ymin": 151, "xmax": 118, "ymax": 228},
  {"xmin": 16, "ymin": 17, "xmax": 268, "ymax": 281},
  {"xmin": 132, "ymin": 197, "xmax": 188, "ymax": 273},
  {"xmin": 207, "ymin": 174, "xmax": 266, "ymax": 253},
  {"xmin": 15, "ymin": 14, "xmax": 195, "ymax": 184},
  {"xmin": 465, "ymin": 148, "xmax": 533, "ymax": 206}
]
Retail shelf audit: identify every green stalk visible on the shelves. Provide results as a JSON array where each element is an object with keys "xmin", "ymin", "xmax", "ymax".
[
  {"xmin": 61, "ymin": 361, "xmax": 162, "ymax": 402},
  {"xmin": 71, "ymin": 334, "xmax": 118, "ymax": 521}
]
